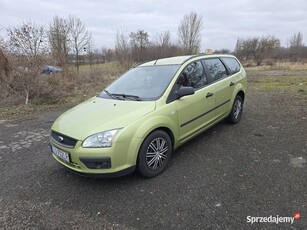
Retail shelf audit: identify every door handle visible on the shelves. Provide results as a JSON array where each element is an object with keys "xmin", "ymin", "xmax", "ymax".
[
  {"xmin": 229, "ymin": 82, "xmax": 235, "ymax": 86},
  {"xmin": 206, "ymin": 92, "xmax": 213, "ymax": 98}
]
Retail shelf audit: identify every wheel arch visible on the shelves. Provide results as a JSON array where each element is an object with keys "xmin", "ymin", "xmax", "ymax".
[
  {"xmin": 237, "ymin": 90, "xmax": 245, "ymax": 103},
  {"xmin": 133, "ymin": 115, "xmax": 179, "ymax": 149},
  {"xmin": 146, "ymin": 126, "xmax": 175, "ymax": 149}
]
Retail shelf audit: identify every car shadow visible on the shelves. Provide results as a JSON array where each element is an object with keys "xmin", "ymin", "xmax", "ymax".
[{"xmin": 171, "ymin": 120, "xmax": 228, "ymax": 160}]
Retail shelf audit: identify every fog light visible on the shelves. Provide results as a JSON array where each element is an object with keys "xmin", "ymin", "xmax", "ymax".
[
  {"xmin": 80, "ymin": 157, "xmax": 111, "ymax": 169},
  {"xmin": 95, "ymin": 161, "xmax": 111, "ymax": 169}
]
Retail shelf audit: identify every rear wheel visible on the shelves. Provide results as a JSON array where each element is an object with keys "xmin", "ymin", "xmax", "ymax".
[
  {"xmin": 227, "ymin": 95, "xmax": 243, "ymax": 124},
  {"xmin": 137, "ymin": 130, "xmax": 172, "ymax": 178}
]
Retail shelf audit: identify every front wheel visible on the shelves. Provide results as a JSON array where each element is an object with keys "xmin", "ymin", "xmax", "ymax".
[
  {"xmin": 227, "ymin": 95, "xmax": 243, "ymax": 124},
  {"xmin": 137, "ymin": 130, "xmax": 172, "ymax": 178}
]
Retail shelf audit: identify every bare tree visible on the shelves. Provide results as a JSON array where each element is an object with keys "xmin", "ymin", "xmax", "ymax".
[
  {"xmin": 115, "ymin": 29, "xmax": 132, "ymax": 69},
  {"xmin": 235, "ymin": 38, "xmax": 253, "ymax": 60},
  {"xmin": 178, "ymin": 12, "xmax": 203, "ymax": 54},
  {"xmin": 288, "ymin": 32, "xmax": 304, "ymax": 61},
  {"xmin": 130, "ymin": 30, "xmax": 149, "ymax": 50},
  {"xmin": 101, "ymin": 47, "xmax": 115, "ymax": 63},
  {"xmin": 7, "ymin": 21, "xmax": 47, "ymax": 60},
  {"xmin": 235, "ymin": 38, "xmax": 244, "ymax": 59},
  {"xmin": 214, "ymin": 48, "xmax": 231, "ymax": 54},
  {"xmin": 0, "ymin": 48, "xmax": 9, "ymax": 74},
  {"xmin": 130, "ymin": 30, "xmax": 149, "ymax": 62},
  {"xmin": 235, "ymin": 35, "xmax": 280, "ymax": 65},
  {"xmin": 155, "ymin": 31, "xmax": 172, "ymax": 57},
  {"xmin": 86, "ymin": 33, "xmax": 94, "ymax": 66},
  {"xmin": 48, "ymin": 16, "xmax": 71, "ymax": 67},
  {"xmin": 68, "ymin": 16, "xmax": 91, "ymax": 72},
  {"xmin": 0, "ymin": 48, "xmax": 11, "ymax": 99},
  {"xmin": 156, "ymin": 31, "xmax": 171, "ymax": 48},
  {"xmin": 5, "ymin": 21, "xmax": 50, "ymax": 105},
  {"xmin": 253, "ymin": 36, "xmax": 280, "ymax": 65},
  {"xmin": 0, "ymin": 35, "xmax": 5, "ymax": 50},
  {"xmin": 288, "ymin": 32, "xmax": 304, "ymax": 47}
]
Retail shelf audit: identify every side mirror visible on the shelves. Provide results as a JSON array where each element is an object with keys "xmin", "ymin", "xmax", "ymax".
[{"xmin": 176, "ymin": 86, "xmax": 195, "ymax": 99}]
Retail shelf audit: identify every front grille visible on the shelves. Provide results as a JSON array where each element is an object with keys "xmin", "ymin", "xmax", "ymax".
[{"xmin": 51, "ymin": 130, "xmax": 78, "ymax": 149}]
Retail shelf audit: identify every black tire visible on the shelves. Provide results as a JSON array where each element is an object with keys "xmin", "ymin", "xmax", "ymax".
[
  {"xmin": 137, "ymin": 130, "xmax": 172, "ymax": 178},
  {"xmin": 227, "ymin": 95, "xmax": 243, "ymax": 124}
]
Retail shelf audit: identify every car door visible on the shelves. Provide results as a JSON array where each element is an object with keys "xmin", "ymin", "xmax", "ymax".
[
  {"xmin": 173, "ymin": 60, "xmax": 216, "ymax": 143},
  {"xmin": 220, "ymin": 57, "xmax": 243, "ymax": 96},
  {"xmin": 202, "ymin": 58, "xmax": 235, "ymax": 120}
]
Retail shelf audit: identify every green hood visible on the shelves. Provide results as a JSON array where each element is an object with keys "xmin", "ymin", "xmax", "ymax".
[{"xmin": 52, "ymin": 97, "xmax": 156, "ymax": 140}]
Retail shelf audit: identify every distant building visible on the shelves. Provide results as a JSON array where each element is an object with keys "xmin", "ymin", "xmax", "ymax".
[{"xmin": 204, "ymin": 49, "xmax": 215, "ymax": 54}]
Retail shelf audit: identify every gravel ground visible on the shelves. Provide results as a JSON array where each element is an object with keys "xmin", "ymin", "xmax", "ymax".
[{"xmin": 0, "ymin": 77, "xmax": 306, "ymax": 229}]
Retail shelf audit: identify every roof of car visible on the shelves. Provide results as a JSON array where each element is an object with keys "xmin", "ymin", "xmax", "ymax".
[{"xmin": 138, "ymin": 54, "xmax": 236, "ymax": 67}]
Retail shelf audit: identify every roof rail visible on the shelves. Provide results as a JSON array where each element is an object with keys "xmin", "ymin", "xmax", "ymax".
[
  {"xmin": 182, "ymin": 53, "xmax": 207, "ymax": 65},
  {"xmin": 133, "ymin": 52, "xmax": 232, "ymax": 68},
  {"xmin": 133, "ymin": 61, "xmax": 149, "ymax": 68}
]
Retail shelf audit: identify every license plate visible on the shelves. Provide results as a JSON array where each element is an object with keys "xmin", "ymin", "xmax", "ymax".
[{"xmin": 51, "ymin": 145, "xmax": 70, "ymax": 163}]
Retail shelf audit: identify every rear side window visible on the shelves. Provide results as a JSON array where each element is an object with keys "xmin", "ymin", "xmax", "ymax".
[
  {"xmin": 203, "ymin": 59, "xmax": 227, "ymax": 82},
  {"xmin": 221, "ymin": 57, "xmax": 241, "ymax": 75}
]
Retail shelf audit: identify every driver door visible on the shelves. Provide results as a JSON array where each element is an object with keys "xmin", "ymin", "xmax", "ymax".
[{"xmin": 174, "ymin": 61, "xmax": 216, "ymax": 143}]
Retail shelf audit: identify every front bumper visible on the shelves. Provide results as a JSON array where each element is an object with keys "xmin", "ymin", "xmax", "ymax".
[
  {"xmin": 50, "ymin": 136, "xmax": 142, "ymax": 177},
  {"xmin": 62, "ymin": 164, "xmax": 136, "ymax": 178}
]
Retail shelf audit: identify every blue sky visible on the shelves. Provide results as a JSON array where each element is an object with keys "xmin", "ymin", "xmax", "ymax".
[{"xmin": 1, "ymin": 0, "xmax": 307, "ymax": 51}]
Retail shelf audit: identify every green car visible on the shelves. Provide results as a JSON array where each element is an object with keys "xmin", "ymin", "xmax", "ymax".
[{"xmin": 50, "ymin": 54, "xmax": 247, "ymax": 178}]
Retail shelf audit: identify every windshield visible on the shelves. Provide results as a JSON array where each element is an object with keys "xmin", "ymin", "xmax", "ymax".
[{"xmin": 98, "ymin": 65, "xmax": 180, "ymax": 101}]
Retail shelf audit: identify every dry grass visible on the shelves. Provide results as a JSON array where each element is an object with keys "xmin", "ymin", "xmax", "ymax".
[
  {"xmin": 244, "ymin": 61, "xmax": 307, "ymax": 72},
  {"xmin": 0, "ymin": 94, "xmax": 89, "ymax": 120},
  {"xmin": 0, "ymin": 62, "xmax": 124, "ymax": 120}
]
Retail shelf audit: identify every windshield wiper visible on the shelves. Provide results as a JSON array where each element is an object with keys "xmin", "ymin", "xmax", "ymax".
[
  {"xmin": 112, "ymin": 93, "xmax": 141, "ymax": 101},
  {"xmin": 103, "ymin": 90, "xmax": 124, "ymax": 100}
]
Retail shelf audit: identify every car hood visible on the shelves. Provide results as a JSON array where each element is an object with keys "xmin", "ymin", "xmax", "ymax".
[{"xmin": 51, "ymin": 97, "xmax": 156, "ymax": 140}]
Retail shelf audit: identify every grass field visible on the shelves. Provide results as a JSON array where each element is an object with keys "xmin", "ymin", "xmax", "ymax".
[
  {"xmin": 248, "ymin": 75, "xmax": 307, "ymax": 95},
  {"xmin": 245, "ymin": 62, "xmax": 307, "ymax": 97}
]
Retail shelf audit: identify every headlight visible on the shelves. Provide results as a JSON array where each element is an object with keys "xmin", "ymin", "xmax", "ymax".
[{"xmin": 82, "ymin": 129, "xmax": 121, "ymax": 148}]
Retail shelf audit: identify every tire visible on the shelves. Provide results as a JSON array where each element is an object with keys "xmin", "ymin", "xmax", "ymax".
[
  {"xmin": 227, "ymin": 95, "xmax": 243, "ymax": 124},
  {"xmin": 137, "ymin": 130, "xmax": 172, "ymax": 178}
]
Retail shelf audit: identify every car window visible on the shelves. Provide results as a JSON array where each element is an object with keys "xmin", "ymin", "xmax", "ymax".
[
  {"xmin": 203, "ymin": 59, "xmax": 227, "ymax": 82},
  {"xmin": 221, "ymin": 57, "xmax": 241, "ymax": 75},
  {"xmin": 99, "ymin": 65, "xmax": 180, "ymax": 101},
  {"xmin": 177, "ymin": 61, "xmax": 207, "ymax": 90}
]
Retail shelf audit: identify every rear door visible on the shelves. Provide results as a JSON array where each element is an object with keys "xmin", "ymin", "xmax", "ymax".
[{"xmin": 202, "ymin": 58, "xmax": 236, "ymax": 120}]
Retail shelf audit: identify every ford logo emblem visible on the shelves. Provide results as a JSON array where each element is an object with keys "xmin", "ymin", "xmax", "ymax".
[{"xmin": 58, "ymin": 136, "xmax": 64, "ymax": 142}]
